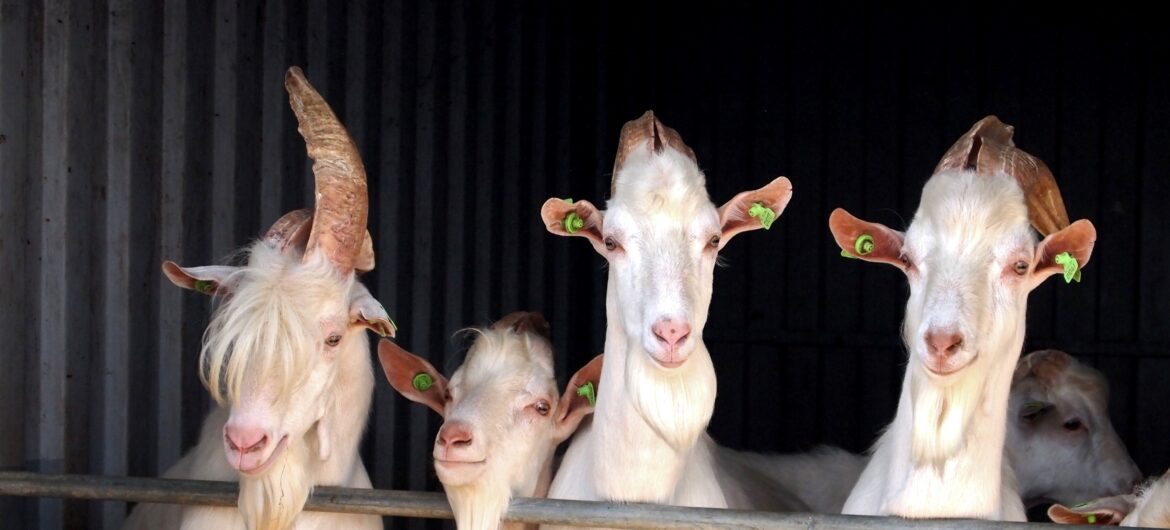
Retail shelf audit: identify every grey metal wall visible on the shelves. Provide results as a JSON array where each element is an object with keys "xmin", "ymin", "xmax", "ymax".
[{"xmin": 1, "ymin": 1, "xmax": 1168, "ymax": 529}]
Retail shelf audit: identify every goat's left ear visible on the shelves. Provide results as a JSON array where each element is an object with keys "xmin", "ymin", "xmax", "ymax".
[
  {"xmin": 717, "ymin": 176, "xmax": 793, "ymax": 246},
  {"xmin": 553, "ymin": 354, "xmax": 604, "ymax": 444},
  {"xmin": 161, "ymin": 261, "xmax": 239, "ymax": 296},
  {"xmin": 348, "ymin": 283, "xmax": 396, "ymax": 337},
  {"xmin": 1031, "ymin": 219, "xmax": 1096, "ymax": 289}
]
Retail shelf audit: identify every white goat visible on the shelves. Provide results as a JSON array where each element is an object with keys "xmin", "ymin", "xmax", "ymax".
[
  {"xmin": 378, "ymin": 312, "xmax": 603, "ymax": 530},
  {"xmin": 754, "ymin": 349, "xmax": 1141, "ymax": 514},
  {"xmin": 1049, "ymin": 469, "xmax": 1170, "ymax": 527},
  {"xmin": 539, "ymin": 111, "xmax": 797, "ymax": 515},
  {"xmin": 123, "ymin": 67, "xmax": 391, "ymax": 530},
  {"xmin": 830, "ymin": 116, "xmax": 1097, "ymax": 520}
]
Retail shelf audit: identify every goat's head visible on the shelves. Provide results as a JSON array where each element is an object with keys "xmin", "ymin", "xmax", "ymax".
[
  {"xmin": 379, "ymin": 313, "xmax": 601, "ymax": 501},
  {"xmin": 830, "ymin": 116, "xmax": 1095, "ymax": 381},
  {"xmin": 540, "ymin": 111, "xmax": 792, "ymax": 371},
  {"xmin": 161, "ymin": 67, "xmax": 394, "ymax": 479},
  {"xmin": 1008, "ymin": 349, "xmax": 1141, "ymax": 507}
]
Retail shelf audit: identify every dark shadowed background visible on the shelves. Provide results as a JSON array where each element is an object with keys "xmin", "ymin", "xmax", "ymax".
[{"xmin": 1, "ymin": 1, "xmax": 1167, "ymax": 528}]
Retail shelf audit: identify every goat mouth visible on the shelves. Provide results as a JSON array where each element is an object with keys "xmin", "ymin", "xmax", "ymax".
[
  {"xmin": 922, "ymin": 353, "xmax": 977, "ymax": 377},
  {"xmin": 236, "ymin": 435, "xmax": 289, "ymax": 476},
  {"xmin": 434, "ymin": 458, "xmax": 486, "ymax": 467}
]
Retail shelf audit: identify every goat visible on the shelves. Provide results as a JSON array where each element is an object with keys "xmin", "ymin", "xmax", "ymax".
[
  {"xmin": 123, "ymin": 67, "xmax": 391, "ymax": 530},
  {"xmin": 539, "ymin": 111, "xmax": 797, "ymax": 516},
  {"xmin": 830, "ymin": 116, "xmax": 1097, "ymax": 520},
  {"xmin": 751, "ymin": 349, "xmax": 1140, "ymax": 515},
  {"xmin": 1049, "ymin": 469, "xmax": 1170, "ymax": 527},
  {"xmin": 378, "ymin": 312, "xmax": 603, "ymax": 530},
  {"xmin": 1008, "ymin": 349, "xmax": 1142, "ymax": 508}
]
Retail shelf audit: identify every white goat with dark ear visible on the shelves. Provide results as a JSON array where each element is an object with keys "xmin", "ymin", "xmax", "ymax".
[
  {"xmin": 1049, "ymin": 469, "xmax": 1170, "ymax": 527},
  {"xmin": 123, "ymin": 67, "xmax": 391, "ymax": 530},
  {"xmin": 379, "ymin": 312, "xmax": 602, "ymax": 530},
  {"xmin": 539, "ymin": 111, "xmax": 799, "ymax": 516},
  {"xmin": 830, "ymin": 116, "xmax": 1097, "ymax": 520}
]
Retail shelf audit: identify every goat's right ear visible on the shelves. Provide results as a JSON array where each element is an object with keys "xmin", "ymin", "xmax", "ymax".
[
  {"xmin": 377, "ymin": 339, "xmax": 448, "ymax": 416},
  {"xmin": 1048, "ymin": 494, "xmax": 1136, "ymax": 525},
  {"xmin": 161, "ymin": 261, "xmax": 240, "ymax": 296},
  {"xmin": 553, "ymin": 354, "xmax": 604, "ymax": 444},
  {"xmin": 828, "ymin": 208, "xmax": 907, "ymax": 270},
  {"xmin": 540, "ymin": 198, "xmax": 606, "ymax": 254}
]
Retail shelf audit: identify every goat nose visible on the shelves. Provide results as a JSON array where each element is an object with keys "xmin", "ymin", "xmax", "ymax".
[
  {"xmin": 924, "ymin": 330, "xmax": 964, "ymax": 359},
  {"xmin": 224, "ymin": 425, "xmax": 268, "ymax": 454},
  {"xmin": 652, "ymin": 319, "xmax": 692, "ymax": 348},
  {"xmin": 437, "ymin": 422, "xmax": 473, "ymax": 448}
]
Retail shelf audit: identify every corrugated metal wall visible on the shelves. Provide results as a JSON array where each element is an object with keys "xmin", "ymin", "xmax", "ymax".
[{"xmin": 2, "ymin": 2, "xmax": 1167, "ymax": 529}]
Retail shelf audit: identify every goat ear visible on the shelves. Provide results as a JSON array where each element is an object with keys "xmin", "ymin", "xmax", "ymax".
[
  {"xmin": 717, "ymin": 177, "xmax": 793, "ymax": 245},
  {"xmin": 828, "ymin": 208, "xmax": 907, "ymax": 270},
  {"xmin": 377, "ymin": 339, "xmax": 448, "ymax": 416},
  {"xmin": 348, "ymin": 283, "xmax": 396, "ymax": 338},
  {"xmin": 553, "ymin": 354, "xmax": 604, "ymax": 444},
  {"xmin": 540, "ymin": 198, "xmax": 606, "ymax": 254},
  {"xmin": 1031, "ymin": 219, "xmax": 1096, "ymax": 288},
  {"xmin": 161, "ymin": 261, "xmax": 239, "ymax": 296},
  {"xmin": 1048, "ymin": 494, "xmax": 1136, "ymax": 525}
]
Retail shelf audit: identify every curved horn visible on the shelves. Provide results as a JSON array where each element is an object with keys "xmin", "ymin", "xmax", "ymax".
[
  {"xmin": 611, "ymin": 111, "xmax": 697, "ymax": 197},
  {"xmin": 935, "ymin": 116, "xmax": 1070, "ymax": 236},
  {"xmin": 262, "ymin": 208, "xmax": 313, "ymax": 254},
  {"xmin": 284, "ymin": 66, "xmax": 369, "ymax": 273}
]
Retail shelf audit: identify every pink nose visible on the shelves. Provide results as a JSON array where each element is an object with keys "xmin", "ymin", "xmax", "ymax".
[
  {"xmin": 652, "ymin": 319, "xmax": 691, "ymax": 349},
  {"xmin": 225, "ymin": 425, "xmax": 268, "ymax": 455},
  {"xmin": 924, "ymin": 330, "xmax": 964, "ymax": 360},
  {"xmin": 437, "ymin": 421, "xmax": 473, "ymax": 448}
]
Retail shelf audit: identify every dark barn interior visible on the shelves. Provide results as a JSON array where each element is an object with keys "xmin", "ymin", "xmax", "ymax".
[{"xmin": 1, "ymin": 1, "xmax": 1167, "ymax": 528}]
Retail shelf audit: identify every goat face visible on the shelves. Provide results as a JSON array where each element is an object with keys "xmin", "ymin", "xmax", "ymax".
[
  {"xmin": 830, "ymin": 171, "xmax": 1096, "ymax": 383},
  {"xmin": 540, "ymin": 111, "xmax": 792, "ymax": 370},
  {"xmin": 1008, "ymin": 349, "xmax": 1142, "ymax": 506},
  {"xmin": 379, "ymin": 313, "xmax": 602, "ymax": 494},
  {"xmin": 166, "ymin": 247, "xmax": 392, "ymax": 476}
]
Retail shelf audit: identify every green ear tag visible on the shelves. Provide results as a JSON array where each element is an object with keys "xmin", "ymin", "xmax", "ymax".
[
  {"xmin": 840, "ymin": 249, "xmax": 858, "ymax": 259},
  {"xmin": 1086, "ymin": 514, "xmax": 1097, "ymax": 524},
  {"xmin": 747, "ymin": 202, "xmax": 777, "ymax": 230},
  {"xmin": 412, "ymin": 373, "xmax": 434, "ymax": 392},
  {"xmin": 576, "ymin": 381, "xmax": 597, "ymax": 406},
  {"xmin": 194, "ymin": 280, "xmax": 215, "ymax": 294},
  {"xmin": 1053, "ymin": 251, "xmax": 1082, "ymax": 283},
  {"xmin": 854, "ymin": 234, "xmax": 875, "ymax": 256},
  {"xmin": 563, "ymin": 212, "xmax": 584, "ymax": 234}
]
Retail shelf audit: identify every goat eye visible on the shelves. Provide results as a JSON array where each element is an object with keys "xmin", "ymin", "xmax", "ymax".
[
  {"xmin": 1013, "ymin": 260, "xmax": 1029, "ymax": 276},
  {"xmin": 604, "ymin": 236, "xmax": 617, "ymax": 251},
  {"xmin": 1063, "ymin": 418, "xmax": 1084, "ymax": 432},
  {"xmin": 534, "ymin": 400, "xmax": 551, "ymax": 416},
  {"xmin": 708, "ymin": 235, "xmax": 721, "ymax": 248},
  {"xmin": 324, "ymin": 334, "xmax": 342, "ymax": 347}
]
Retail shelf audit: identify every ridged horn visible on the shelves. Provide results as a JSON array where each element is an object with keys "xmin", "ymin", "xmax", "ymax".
[
  {"xmin": 935, "ymin": 115, "xmax": 1070, "ymax": 236},
  {"xmin": 611, "ymin": 111, "xmax": 697, "ymax": 197},
  {"xmin": 284, "ymin": 66, "xmax": 369, "ymax": 273},
  {"xmin": 262, "ymin": 208, "xmax": 313, "ymax": 255}
]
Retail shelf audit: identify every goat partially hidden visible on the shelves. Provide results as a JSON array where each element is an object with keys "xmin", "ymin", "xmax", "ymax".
[
  {"xmin": 379, "ymin": 312, "xmax": 602, "ymax": 530},
  {"xmin": 540, "ymin": 111, "xmax": 799, "ymax": 518},
  {"xmin": 830, "ymin": 116, "xmax": 1097, "ymax": 520},
  {"xmin": 123, "ymin": 67, "xmax": 391, "ymax": 530}
]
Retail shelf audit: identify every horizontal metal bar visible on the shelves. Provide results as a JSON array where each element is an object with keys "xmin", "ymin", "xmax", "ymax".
[{"xmin": 0, "ymin": 471, "xmax": 1092, "ymax": 529}]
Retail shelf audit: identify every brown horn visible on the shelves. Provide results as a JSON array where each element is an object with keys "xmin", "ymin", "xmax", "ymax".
[
  {"xmin": 935, "ymin": 116, "xmax": 1070, "ymax": 236},
  {"xmin": 284, "ymin": 66, "xmax": 369, "ymax": 273},
  {"xmin": 492, "ymin": 311, "xmax": 552, "ymax": 340},
  {"xmin": 611, "ymin": 111, "xmax": 697, "ymax": 197},
  {"xmin": 263, "ymin": 208, "xmax": 313, "ymax": 254}
]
